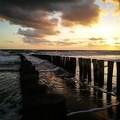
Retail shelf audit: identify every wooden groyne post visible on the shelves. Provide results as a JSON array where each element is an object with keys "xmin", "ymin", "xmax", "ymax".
[
  {"xmin": 117, "ymin": 62, "xmax": 120, "ymax": 98},
  {"xmin": 19, "ymin": 54, "xmax": 67, "ymax": 120},
  {"xmin": 98, "ymin": 60, "xmax": 104, "ymax": 88},
  {"xmin": 64, "ymin": 57, "xmax": 76, "ymax": 76},
  {"xmin": 107, "ymin": 61, "xmax": 114, "ymax": 92},
  {"xmin": 78, "ymin": 58, "xmax": 83, "ymax": 79},
  {"xmin": 83, "ymin": 59, "xmax": 88, "ymax": 79},
  {"xmin": 87, "ymin": 59, "xmax": 91, "ymax": 83},
  {"xmin": 92, "ymin": 59, "xmax": 98, "ymax": 85},
  {"xmin": 61, "ymin": 56, "xmax": 65, "ymax": 69},
  {"xmin": 78, "ymin": 58, "xmax": 91, "ymax": 83}
]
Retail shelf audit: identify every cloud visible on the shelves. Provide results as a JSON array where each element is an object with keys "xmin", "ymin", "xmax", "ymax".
[
  {"xmin": 0, "ymin": 0, "xmax": 102, "ymax": 47},
  {"xmin": 101, "ymin": 0, "xmax": 120, "ymax": 12},
  {"xmin": 5, "ymin": 41, "xmax": 13, "ymax": 43},
  {"xmin": 89, "ymin": 37, "xmax": 104, "ymax": 40},
  {"xmin": 89, "ymin": 37, "xmax": 107, "ymax": 46},
  {"xmin": 54, "ymin": 39, "xmax": 77, "ymax": 46},
  {"xmin": 0, "ymin": 0, "xmax": 101, "ymax": 30},
  {"xmin": 17, "ymin": 28, "xmax": 60, "ymax": 38},
  {"xmin": 0, "ymin": 7, "xmax": 58, "ymax": 30},
  {"xmin": 23, "ymin": 37, "xmax": 52, "ymax": 45},
  {"xmin": 61, "ymin": 0, "xmax": 101, "ymax": 27},
  {"xmin": 88, "ymin": 42, "xmax": 95, "ymax": 46},
  {"xmin": 101, "ymin": 0, "xmax": 120, "ymax": 3}
]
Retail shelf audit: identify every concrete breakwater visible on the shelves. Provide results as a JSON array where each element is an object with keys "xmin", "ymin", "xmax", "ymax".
[{"xmin": 19, "ymin": 54, "xmax": 66, "ymax": 120}]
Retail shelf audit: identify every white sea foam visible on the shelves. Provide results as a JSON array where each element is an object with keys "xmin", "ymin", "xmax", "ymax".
[
  {"xmin": 0, "ymin": 56, "xmax": 20, "ymax": 65},
  {"xmin": 67, "ymin": 102, "xmax": 120, "ymax": 116}
]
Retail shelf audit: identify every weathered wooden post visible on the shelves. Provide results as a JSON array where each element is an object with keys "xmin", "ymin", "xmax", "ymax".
[
  {"xmin": 52, "ymin": 56, "xmax": 56, "ymax": 65},
  {"xmin": 69, "ymin": 57, "xmax": 76, "ymax": 75},
  {"xmin": 87, "ymin": 59, "xmax": 91, "ymax": 83},
  {"xmin": 92, "ymin": 59, "xmax": 98, "ymax": 85},
  {"xmin": 107, "ymin": 61, "xmax": 114, "ymax": 92},
  {"xmin": 83, "ymin": 59, "xmax": 88, "ymax": 79},
  {"xmin": 20, "ymin": 55, "xmax": 67, "ymax": 120},
  {"xmin": 116, "ymin": 104, "xmax": 120, "ymax": 119},
  {"xmin": 64, "ymin": 57, "xmax": 69, "ymax": 71},
  {"xmin": 51, "ymin": 56, "xmax": 53, "ymax": 63},
  {"xmin": 55, "ymin": 56, "xmax": 61, "ymax": 67},
  {"xmin": 59, "ymin": 56, "xmax": 62, "ymax": 68},
  {"xmin": 46, "ymin": 55, "xmax": 52, "ymax": 62},
  {"xmin": 62, "ymin": 56, "xmax": 66, "ymax": 69},
  {"xmin": 98, "ymin": 60, "xmax": 104, "ymax": 87},
  {"xmin": 116, "ymin": 62, "xmax": 120, "ymax": 99},
  {"xmin": 107, "ymin": 94, "xmax": 111, "ymax": 104},
  {"xmin": 78, "ymin": 58, "xmax": 83, "ymax": 79},
  {"xmin": 97, "ymin": 90, "xmax": 103, "ymax": 107}
]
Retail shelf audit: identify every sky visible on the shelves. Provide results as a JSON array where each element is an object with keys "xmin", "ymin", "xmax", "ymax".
[{"xmin": 0, "ymin": 0, "xmax": 120, "ymax": 50}]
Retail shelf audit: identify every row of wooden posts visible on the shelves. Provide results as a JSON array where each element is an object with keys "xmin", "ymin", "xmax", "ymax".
[
  {"xmin": 19, "ymin": 54, "xmax": 66, "ymax": 120},
  {"xmin": 32, "ymin": 54, "xmax": 120, "ymax": 97},
  {"xmin": 19, "ymin": 54, "xmax": 120, "ymax": 119}
]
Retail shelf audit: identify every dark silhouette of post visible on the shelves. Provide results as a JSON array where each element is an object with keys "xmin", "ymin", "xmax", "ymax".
[
  {"xmin": 83, "ymin": 59, "xmax": 88, "ymax": 79},
  {"xmin": 107, "ymin": 61, "xmax": 114, "ymax": 92},
  {"xmin": 78, "ymin": 58, "xmax": 83, "ymax": 80},
  {"xmin": 116, "ymin": 62, "xmax": 120, "ymax": 99},
  {"xmin": 69, "ymin": 57, "xmax": 76, "ymax": 75},
  {"xmin": 98, "ymin": 60, "xmax": 104, "ymax": 87},
  {"xmin": 19, "ymin": 54, "xmax": 67, "ymax": 120},
  {"xmin": 62, "ymin": 56, "xmax": 66, "ymax": 69},
  {"xmin": 55, "ymin": 56, "xmax": 61, "ymax": 67},
  {"xmin": 92, "ymin": 59, "xmax": 98, "ymax": 85},
  {"xmin": 64, "ymin": 57, "xmax": 69, "ymax": 71},
  {"xmin": 87, "ymin": 59, "xmax": 91, "ymax": 83}
]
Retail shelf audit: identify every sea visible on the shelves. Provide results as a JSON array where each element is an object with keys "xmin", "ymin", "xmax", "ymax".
[{"xmin": 0, "ymin": 50, "xmax": 120, "ymax": 120}]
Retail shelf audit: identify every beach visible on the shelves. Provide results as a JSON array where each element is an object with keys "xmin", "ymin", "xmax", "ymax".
[{"xmin": 0, "ymin": 50, "xmax": 120, "ymax": 120}]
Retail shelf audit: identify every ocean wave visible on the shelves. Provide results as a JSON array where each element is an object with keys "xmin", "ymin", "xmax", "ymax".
[
  {"xmin": 0, "ymin": 56, "xmax": 20, "ymax": 65},
  {"xmin": 0, "ymin": 92, "xmax": 22, "ymax": 120},
  {"xmin": 0, "ymin": 51, "xmax": 10, "ymax": 56}
]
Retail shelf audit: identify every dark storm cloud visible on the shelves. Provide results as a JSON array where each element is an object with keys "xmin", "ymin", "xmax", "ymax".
[
  {"xmin": 0, "ymin": 0, "xmax": 75, "ymax": 9},
  {"xmin": 0, "ymin": 0, "xmax": 101, "ymax": 30},
  {"xmin": 18, "ymin": 28, "xmax": 60, "ymax": 38},
  {"xmin": 0, "ymin": 0, "xmax": 102, "ymax": 47},
  {"xmin": 61, "ymin": 0, "xmax": 100, "ymax": 26},
  {"xmin": 0, "ymin": 7, "xmax": 58, "ymax": 30}
]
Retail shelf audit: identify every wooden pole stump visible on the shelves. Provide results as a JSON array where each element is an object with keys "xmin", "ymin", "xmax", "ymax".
[
  {"xmin": 107, "ymin": 61, "xmax": 114, "ymax": 92},
  {"xmin": 78, "ymin": 58, "xmax": 83, "ymax": 80},
  {"xmin": 92, "ymin": 59, "xmax": 98, "ymax": 85},
  {"xmin": 116, "ymin": 62, "xmax": 120, "ymax": 99},
  {"xmin": 87, "ymin": 59, "xmax": 91, "ymax": 83},
  {"xmin": 98, "ymin": 60, "xmax": 104, "ymax": 88},
  {"xmin": 83, "ymin": 59, "xmax": 88, "ymax": 79}
]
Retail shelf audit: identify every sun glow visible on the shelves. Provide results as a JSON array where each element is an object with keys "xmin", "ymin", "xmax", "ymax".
[{"xmin": 106, "ymin": 38, "xmax": 115, "ymax": 46}]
